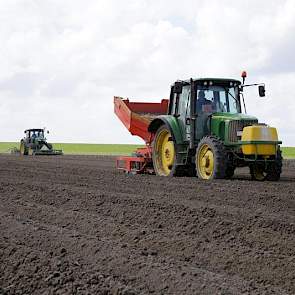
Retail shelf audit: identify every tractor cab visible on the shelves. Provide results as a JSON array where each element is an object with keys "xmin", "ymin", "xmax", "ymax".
[
  {"xmin": 169, "ymin": 77, "xmax": 265, "ymax": 117},
  {"xmin": 195, "ymin": 81, "xmax": 241, "ymax": 114},
  {"xmin": 169, "ymin": 78, "xmax": 242, "ymax": 116},
  {"xmin": 24, "ymin": 129, "xmax": 47, "ymax": 143}
]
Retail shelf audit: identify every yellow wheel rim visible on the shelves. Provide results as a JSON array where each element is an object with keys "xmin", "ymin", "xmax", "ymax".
[
  {"xmin": 197, "ymin": 144, "xmax": 214, "ymax": 179},
  {"xmin": 154, "ymin": 129, "xmax": 175, "ymax": 176}
]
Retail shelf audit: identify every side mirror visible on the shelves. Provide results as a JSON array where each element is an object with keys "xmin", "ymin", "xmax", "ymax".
[
  {"xmin": 47, "ymin": 130, "xmax": 49, "ymax": 134},
  {"xmin": 174, "ymin": 82, "xmax": 183, "ymax": 94},
  {"xmin": 258, "ymin": 85, "xmax": 265, "ymax": 97}
]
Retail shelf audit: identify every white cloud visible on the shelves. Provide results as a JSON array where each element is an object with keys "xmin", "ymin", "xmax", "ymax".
[{"xmin": 0, "ymin": 0, "xmax": 294, "ymax": 145}]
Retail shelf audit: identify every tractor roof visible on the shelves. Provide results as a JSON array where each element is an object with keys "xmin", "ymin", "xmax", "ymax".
[
  {"xmin": 176, "ymin": 78, "xmax": 241, "ymax": 85},
  {"xmin": 196, "ymin": 78, "xmax": 241, "ymax": 83},
  {"xmin": 25, "ymin": 128, "xmax": 44, "ymax": 132}
]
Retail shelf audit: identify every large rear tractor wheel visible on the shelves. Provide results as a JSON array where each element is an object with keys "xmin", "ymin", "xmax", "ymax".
[
  {"xmin": 20, "ymin": 141, "xmax": 28, "ymax": 156},
  {"xmin": 196, "ymin": 136, "xmax": 227, "ymax": 180},
  {"xmin": 152, "ymin": 125, "xmax": 176, "ymax": 176}
]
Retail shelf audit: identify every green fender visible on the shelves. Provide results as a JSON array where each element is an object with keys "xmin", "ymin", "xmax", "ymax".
[{"xmin": 148, "ymin": 115, "xmax": 184, "ymax": 145}]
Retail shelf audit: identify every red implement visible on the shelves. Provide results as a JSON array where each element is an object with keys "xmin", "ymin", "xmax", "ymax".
[{"xmin": 114, "ymin": 96, "xmax": 168, "ymax": 173}]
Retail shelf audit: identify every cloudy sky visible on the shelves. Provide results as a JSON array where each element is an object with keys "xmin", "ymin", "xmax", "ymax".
[{"xmin": 0, "ymin": 0, "xmax": 295, "ymax": 145}]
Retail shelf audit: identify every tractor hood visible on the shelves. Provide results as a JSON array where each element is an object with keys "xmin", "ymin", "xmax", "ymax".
[
  {"xmin": 210, "ymin": 112, "xmax": 259, "ymax": 144},
  {"xmin": 211, "ymin": 112, "xmax": 258, "ymax": 122}
]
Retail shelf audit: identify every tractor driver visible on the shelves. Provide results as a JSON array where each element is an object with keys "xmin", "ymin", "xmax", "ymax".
[
  {"xmin": 31, "ymin": 131, "xmax": 37, "ymax": 143},
  {"xmin": 196, "ymin": 90, "xmax": 213, "ymax": 112}
]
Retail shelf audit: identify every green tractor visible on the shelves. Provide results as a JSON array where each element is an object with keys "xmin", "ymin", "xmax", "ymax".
[
  {"xmin": 20, "ymin": 128, "xmax": 63, "ymax": 156},
  {"xmin": 148, "ymin": 73, "xmax": 282, "ymax": 181}
]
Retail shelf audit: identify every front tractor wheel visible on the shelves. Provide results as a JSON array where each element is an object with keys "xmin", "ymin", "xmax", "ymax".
[
  {"xmin": 250, "ymin": 164, "xmax": 267, "ymax": 181},
  {"xmin": 266, "ymin": 149, "xmax": 282, "ymax": 181},
  {"xmin": 196, "ymin": 136, "xmax": 227, "ymax": 180},
  {"xmin": 250, "ymin": 149, "xmax": 282, "ymax": 181},
  {"xmin": 152, "ymin": 125, "xmax": 176, "ymax": 176}
]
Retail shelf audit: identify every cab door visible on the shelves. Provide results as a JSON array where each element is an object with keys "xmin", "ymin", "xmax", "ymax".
[
  {"xmin": 171, "ymin": 85, "xmax": 191, "ymax": 142},
  {"xmin": 195, "ymin": 88, "xmax": 213, "ymax": 141}
]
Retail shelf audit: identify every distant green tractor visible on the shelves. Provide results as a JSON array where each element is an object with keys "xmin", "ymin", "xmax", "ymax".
[{"xmin": 20, "ymin": 128, "xmax": 63, "ymax": 156}]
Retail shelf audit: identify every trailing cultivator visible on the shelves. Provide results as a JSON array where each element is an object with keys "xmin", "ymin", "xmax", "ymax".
[{"xmin": 20, "ymin": 129, "xmax": 63, "ymax": 156}]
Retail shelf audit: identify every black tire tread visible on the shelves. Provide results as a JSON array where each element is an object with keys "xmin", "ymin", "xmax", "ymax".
[{"xmin": 266, "ymin": 149, "xmax": 283, "ymax": 181}]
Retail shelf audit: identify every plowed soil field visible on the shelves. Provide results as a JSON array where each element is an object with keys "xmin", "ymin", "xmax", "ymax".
[{"xmin": 0, "ymin": 155, "xmax": 295, "ymax": 295}]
